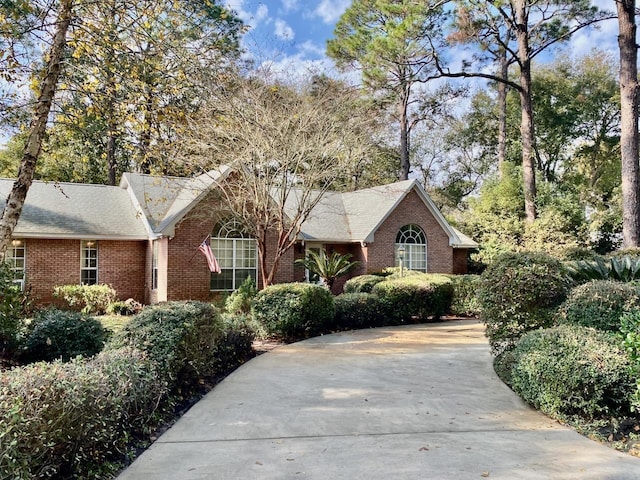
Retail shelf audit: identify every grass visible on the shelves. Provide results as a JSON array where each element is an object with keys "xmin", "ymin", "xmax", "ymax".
[{"xmin": 96, "ymin": 314, "xmax": 132, "ymax": 334}]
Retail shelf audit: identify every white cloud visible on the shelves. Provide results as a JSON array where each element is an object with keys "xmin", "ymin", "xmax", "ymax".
[
  {"xmin": 281, "ymin": 0, "xmax": 299, "ymax": 12},
  {"xmin": 313, "ymin": 0, "xmax": 350, "ymax": 24},
  {"xmin": 224, "ymin": 1, "xmax": 269, "ymax": 30},
  {"xmin": 274, "ymin": 18, "xmax": 295, "ymax": 39}
]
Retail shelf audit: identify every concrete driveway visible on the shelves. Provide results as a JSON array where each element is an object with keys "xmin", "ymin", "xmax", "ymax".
[{"xmin": 117, "ymin": 319, "xmax": 640, "ymax": 479}]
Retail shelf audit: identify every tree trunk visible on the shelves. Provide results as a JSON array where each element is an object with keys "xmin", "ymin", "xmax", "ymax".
[
  {"xmin": 497, "ymin": 47, "xmax": 509, "ymax": 176},
  {"xmin": 515, "ymin": 0, "xmax": 537, "ymax": 223},
  {"xmin": 398, "ymin": 79, "xmax": 411, "ymax": 181},
  {"xmin": 618, "ymin": 0, "xmax": 640, "ymax": 248},
  {"xmin": 0, "ymin": 0, "xmax": 74, "ymax": 261}
]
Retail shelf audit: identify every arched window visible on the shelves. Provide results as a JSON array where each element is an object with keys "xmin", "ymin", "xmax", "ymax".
[
  {"xmin": 395, "ymin": 224, "xmax": 427, "ymax": 272},
  {"xmin": 210, "ymin": 220, "xmax": 258, "ymax": 291}
]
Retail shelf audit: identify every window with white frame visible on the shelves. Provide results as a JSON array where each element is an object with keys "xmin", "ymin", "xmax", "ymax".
[
  {"xmin": 210, "ymin": 220, "xmax": 257, "ymax": 291},
  {"xmin": 395, "ymin": 224, "xmax": 427, "ymax": 272},
  {"xmin": 151, "ymin": 240, "xmax": 159, "ymax": 290},
  {"xmin": 7, "ymin": 239, "xmax": 25, "ymax": 289},
  {"xmin": 81, "ymin": 240, "xmax": 98, "ymax": 285}
]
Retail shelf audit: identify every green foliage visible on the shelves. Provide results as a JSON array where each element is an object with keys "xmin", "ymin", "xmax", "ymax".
[
  {"xmin": 343, "ymin": 274, "xmax": 385, "ymax": 293},
  {"xmin": 106, "ymin": 300, "xmax": 137, "ymax": 316},
  {"xmin": 0, "ymin": 347, "xmax": 166, "ymax": 479},
  {"xmin": 557, "ymin": 281, "xmax": 640, "ymax": 332},
  {"xmin": 566, "ymin": 255, "xmax": 640, "ymax": 283},
  {"xmin": 508, "ymin": 325, "xmax": 633, "ymax": 420},
  {"xmin": 0, "ymin": 262, "xmax": 28, "ymax": 355},
  {"xmin": 224, "ymin": 276, "xmax": 257, "ymax": 314},
  {"xmin": 22, "ymin": 310, "xmax": 108, "ymax": 363},
  {"xmin": 252, "ymin": 283, "xmax": 335, "ymax": 339},
  {"xmin": 370, "ymin": 274, "xmax": 453, "ymax": 323},
  {"xmin": 213, "ymin": 314, "xmax": 256, "ymax": 373},
  {"xmin": 108, "ymin": 301, "xmax": 227, "ymax": 394},
  {"xmin": 294, "ymin": 250, "xmax": 359, "ymax": 288},
  {"xmin": 619, "ymin": 310, "xmax": 640, "ymax": 411},
  {"xmin": 448, "ymin": 274, "xmax": 482, "ymax": 316},
  {"xmin": 53, "ymin": 283, "xmax": 117, "ymax": 314},
  {"xmin": 334, "ymin": 293, "xmax": 389, "ymax": 330},
  {"xmin": 478, "ymin": 252, "xmax": 569, "ymax": 355}
]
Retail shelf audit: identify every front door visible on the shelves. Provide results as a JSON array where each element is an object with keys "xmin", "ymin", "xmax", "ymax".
[{"xmin": 305, "ymin": 243, "xmax": 324, "ymax": 284}]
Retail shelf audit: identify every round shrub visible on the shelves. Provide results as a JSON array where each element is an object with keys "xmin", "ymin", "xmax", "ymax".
[
  {"xmin": 343, "ymin": 274, "xmax": 385, "ymax": 293},
  {"xmin": 371, "ymin": 274, "xmax": 453, "ymax": 323},
  {"xmin": 477, "ymin": 251, "xmax": 570, "ymax": 355},
  {"xmin": 22, "ymin": 310, "xmax": 108, "ymax": 362},
  {"xmin": 508, "ymin": 324, "xmax": 634, "ymax": 419},
  {"xmin": 448, "ymin": 274, "xmax": 482, "ymax": 316},
  {"xmin": 252, "ymin": 283, "xmax": 335, "ymax": 339},
  {"xmin": 334, "ymin": 293, "xmax": 389, "ymax": 330},
  {"xmin": 557, "ymin": 280, "xmax": 640, "ymax": 332}
]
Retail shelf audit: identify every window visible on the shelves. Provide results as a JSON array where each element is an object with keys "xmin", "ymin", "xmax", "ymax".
[
  {"xmin": 151, "ymin": 241, "xmax": 159, "ymax": 290},
  {"xmin": 7, "ymin": 239, "xmax": 25, "ymax": 290},
  {"xmin": 81, "ymin": 240, "xmax": 98, "ymax": 285},
  {"xmin": 210, "ymin": 220, "xmax": 257, "ymax": 291},
  {"xmin": 395, "ymin": 224, "xmax": 427, "ymax": 272}
]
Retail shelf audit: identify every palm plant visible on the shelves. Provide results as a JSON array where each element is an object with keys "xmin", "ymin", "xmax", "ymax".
[{"xmin": 295, "ymin": 250, "xmax": 359, "ymax": 289}]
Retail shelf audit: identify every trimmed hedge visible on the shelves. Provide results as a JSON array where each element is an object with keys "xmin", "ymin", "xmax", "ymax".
[
  {"xmin": 449, "ymin": 274, "xmax": 482, "ymax": 317},
  {"xmin": 343, "ymin": 274, "xmax": 385, "ymax": 293},
  {"xmin": 22, "ymin": 309, "xmax": 108, "ymax": 363},
  {"xmin": 557, "ymin": 280, "xmax": 640, "ymax": 332},
  {"xmin": 507, "ymin": 325, "xmax": 633, "ymax": 419},
  {"xmin": 334, "ymin": 293, "xmax": 388, "ymax": 330},
  {"xmin": 478, "ymin": 252, "xmax": 569, "ymax": 355},
  {"xmin": 0, "ymin": 347, "xmax": 166, "ymax": 479},
  {"xmin": 53, "ymin": 284, "xmax": 117, "ymax": 314},
  {"xmin": 371, "ymin": 274, "xmax": 453, "ymax": 323},
  {"xmin": 252, "ymin": 283, "xmax": 335, "ymax": 339}
]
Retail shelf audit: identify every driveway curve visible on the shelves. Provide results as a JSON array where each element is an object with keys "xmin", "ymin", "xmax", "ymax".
[{"xmin": 118, "ymin": 319, "xmax": 640, "ymax": 479}]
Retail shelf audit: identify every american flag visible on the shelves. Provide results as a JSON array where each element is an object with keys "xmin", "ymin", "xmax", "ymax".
[{"xmin": 198, "ymin": 238, "xmax": 221, "ymax": 274}]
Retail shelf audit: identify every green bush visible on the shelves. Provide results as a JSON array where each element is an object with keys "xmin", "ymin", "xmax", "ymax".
[
  {"xmin": 252, "ymin": 283, "xmax": 335, "ymax": 339},
  {"xmin": 343, "ymin": 274, "xmax": 385, "ymax": 293},
  {"xmin": 370, "ymin": 274, "xmax": 453, "ymax": 323},
  {"xmin": 508, "ymin": 325, "xmax": 633, "ymax": 419},
  {"xmin": 478, "ymin": 251, "xmax": 569, "ymax": 355},
  {"xmin": 0, "ymin": 262, "xmax": 28, "ymax": 355},
  {"xmin": 0, "ymin": 347, "xmax": 166, "ymax": 479},
  {"xmin": 108, "ymin": 301, "xmax": 227, "ymax": 394},
  {"xmin": 557, "ymin": 280, "xmax": 640, "ymax": 332},
  {"xmin": 448, "ymin": 274, "xmax": 482, "ymax": 316},
  {"xmin": 53, "ymin": 283, "xmax": 117, "ymax": 314},
  {"xmin": 214, "ymin": 313, "xmax": 256, "ymax": 373},
  {"xmin": 620, "ymin": 310, "xmax": 640, "ymax": 412},
  {"xmin": 224, "ymin": 276, "xmax": 257, "ymax": 314},
  {"xmin": 566, "ymin": 255, "xmax": 640, "ymax": 283},
  {"xmin": 334, "ymin": 293, "xmax": 389, "ymax": 330},
  {"xmin": 22, "ymin": 309, "xmax": 108, "ymax": 362}
]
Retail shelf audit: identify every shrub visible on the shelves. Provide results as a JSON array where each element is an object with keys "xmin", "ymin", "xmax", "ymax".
[
  {"xmin": 557, "ymin": 280, "xmax": 640, "ymax": 332},
  {"xmin": 343, "ymin": 274, "xmax": 385, "ymax": 293},
  {"xmin": 508, "ymin": 325, "xmax": 633, "ymax": 419},
  {"xmin": 0, "ymin": 262, "xmax": 27, "ymax": 355},
  {"xmin": 224, "ymin": 276, "xmax": 257, "ymax": 314},
  {"xmin": 214, "ymin": 313, "xmax": 256, "ymax": 373},
  {"xmin": 106, "ymin": 298, "xmax": 141, "ymax": 316},
  {"xmin": 22, "ymin": 309, "xmax": 108, "ymax": 362},
  {"xmin": 108, "ymin": 301, "xmax": 227, "ymax": 393},
  {"xmin": 566, "ymin": 255, "xmax": 640, "ymax": 283},
  {"xmin": 0, "ymin": 347, "xmax": 166, "ymax": 479},
  {"xmin": 252, "ymin": 283, "xmax": 335, "ymax": 339},
  {"xmin": 334, "ymin": 293, "xmax": 389, "ymax": 330},
  {"xmin": 620, "ymin": 310, "xmax": 640, "ymax": 411},
  {"xmin": 294, "ymin": 250, "xmax": 359, "ymax": 289},
  {"xmin": 370, "ymin": 274, "xmax": 453, "ymax": 323},
  {"xmin": 53, "ymin": 283, "xmax": 117, "ymax": 314},
  {"xmin": 478, "ymin": 251, "xmax": 569, "ymax": 355},
  {"xmin": 448, "ymin": 274, "xmax": 482, "ymax": 316}
]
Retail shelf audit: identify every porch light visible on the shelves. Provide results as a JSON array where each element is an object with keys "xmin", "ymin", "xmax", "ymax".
[
  {"xmin": 398, "ymin": 245, "xmax": 406, "ymax": 277},
  {"xmin": 11, "ymin": 239, "xmax": 23, "ymax": 247}
]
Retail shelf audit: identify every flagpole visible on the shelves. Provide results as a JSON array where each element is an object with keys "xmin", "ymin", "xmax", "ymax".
[{"xmin": 189, "ymin": 234, "xmax": 212, "ymax": 263}]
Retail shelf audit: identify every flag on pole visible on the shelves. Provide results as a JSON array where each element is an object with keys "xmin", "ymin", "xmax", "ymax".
[{"xmin": 198, "ymin": 238, "xmax": 221, "ymax": 274}]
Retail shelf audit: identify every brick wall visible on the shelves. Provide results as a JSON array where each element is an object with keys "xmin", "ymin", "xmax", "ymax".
[
  {"xmin": 365, "ymin": 189, "xmax": 455, "ymax": 274},
  {"xmin": 24, "ymin": 238, "xmax": 146, "ymax": 306}
]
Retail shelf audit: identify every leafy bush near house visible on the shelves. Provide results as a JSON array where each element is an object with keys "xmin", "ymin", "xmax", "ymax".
[
  {"xmin": 108, "ymin": 301, "xmax": 231, "ymax": 394},
  {"xmin": 507, "ymin": 325, "xmax": 634, "ymax": 420},
  {"xmin": 343, "ymin": 274, "xmax": 386, "ymax": 293},
  {"xmin": 0, "ymin": 262, "xmax": 28, "ymax": 355},
  {"xmin": 53, "ymin": 283, "xmax": 117, "ymax": 314},
  {"xmin": 334, "ymin": 293, "xmax": 389, "ymax": 330},
  {"xmin": 0, "ymin": 347, "xmax": 166, "ymax": 480},
  {"xmin": 566, "ymin": 255, "xmax": 640, "ymax": 283},
  {"xmin": 21, "ymin": 309, "xmax": 108, "ymax": 363},
  {"xmin": 557, "ymin": 280, "xmax": 640, "ymax": 332},
  {"xmin": 478, "ymin": 251, "xmax": 569, "ymax": 355},
  {"xmin": 371, "ymin": 274, "xmax": 453, "ymax": 323},
  {"xmin": 448, "ymin": 274, "xmax": 482, "ymax": 317},
  {"xmin": 224, "ymin": 276, "xmax": 257, "ymax": 314},
  {"xmin": 252, "ymin": 283, "xmax": 335, "ymax": 339},
  {"xmin": 215, "ymin": 313, "xmax": 257, "ymax": 372}
]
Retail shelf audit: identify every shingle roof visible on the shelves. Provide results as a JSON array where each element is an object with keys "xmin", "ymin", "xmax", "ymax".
[{"xmin": 0, "ymin": 179, "xmax": 148, "ymax": 239}]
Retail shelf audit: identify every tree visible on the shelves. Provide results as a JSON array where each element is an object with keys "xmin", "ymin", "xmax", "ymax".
[
  {"xmin": 327, "ymin": 0, "xmax": 447, "ymax": 181},
  {"xmin": 295, "ymin": 251, "xmax": 359, "ymax": 289},
  {"xmin": 617, "ymin": 0, "xmax": 640, "ymax": 248},
  {"xmin": 176, "ymin": 71, "xmax": 378, "ymax": 287},
  {"xmin": 0, "ymin": 0, "xmax": 74, "ymax": 261}
]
